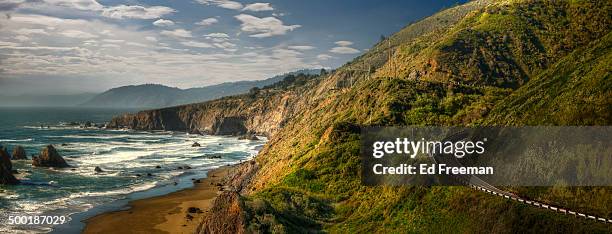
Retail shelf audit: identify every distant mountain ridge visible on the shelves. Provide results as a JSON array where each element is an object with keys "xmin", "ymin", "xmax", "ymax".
[{"xmin": 81, "ymin": 69, "xmax": 322, "ymax": 108}]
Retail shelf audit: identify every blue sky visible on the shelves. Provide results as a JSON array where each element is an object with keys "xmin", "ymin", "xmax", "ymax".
[{"xmin": 0, "ymin": 0, "xmax": 465, "ymax": 95}]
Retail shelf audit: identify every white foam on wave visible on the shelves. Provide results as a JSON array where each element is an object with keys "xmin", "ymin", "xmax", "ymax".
[
  {"xmin": 67, "ymin": 181, "xmax": 158, "ymax": 200},
  {"xmin": 72, "ymin": 150, "xmax": 152, "ymax": 165},
  {"xmin": 0, "ymin": 138, "xmax": 33, "ymax": 142}
]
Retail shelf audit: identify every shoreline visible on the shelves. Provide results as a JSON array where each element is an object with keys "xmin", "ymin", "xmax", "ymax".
[{"xmin": 81, "ymin": 165, "xmax": 234, "ymax": 234}]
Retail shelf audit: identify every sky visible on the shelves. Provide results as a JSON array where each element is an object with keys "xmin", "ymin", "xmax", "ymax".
[{"xmin": 0, "ymin": 0, "xmax": 465, "ymax": 95}]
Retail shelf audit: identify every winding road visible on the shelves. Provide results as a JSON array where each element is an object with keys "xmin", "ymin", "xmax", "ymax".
[{"xmin": 430, "ymin": 131, "xmax": 612, "ymax": 224}]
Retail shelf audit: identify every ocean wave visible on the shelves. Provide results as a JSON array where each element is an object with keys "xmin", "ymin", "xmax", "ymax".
[{"xmin": 0, "ymin": 138, "xmax": 33, "ymax": 142}]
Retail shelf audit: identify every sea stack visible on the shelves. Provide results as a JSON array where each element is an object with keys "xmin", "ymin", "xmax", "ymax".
[
  {"xmin": 0, "ymin": 146, "xmax": 18, "ymax": 185},
  {"xmin": 0, "ymin": 146, "xmax": 12, "ymax": 171},
  {"xmin": 11, "ymin": 146, "xmax": 27, "ymax": 160},
  {"xmin": 32, "ymin": 145, "xmax": 70, "ymax": 168}
]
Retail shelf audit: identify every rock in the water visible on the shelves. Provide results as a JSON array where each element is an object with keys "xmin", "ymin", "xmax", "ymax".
[
  {"xmin": 94, "ymin": 166, "xmax": 103, "ymax": 172},
  {"xmin": 205, "ymin": 155, "xmax": 222, "ymax": 159},
  {"xmin": 0, "ymin": 163, "xmax": 18, "ymax": 185},
  {"xmin": 192, "ymin": 142, "xmax": 201, "ymax": 147},
  {"xmin": 0, "ymin": 146, "xmax": 12, "ymax": 171},
  {"xmin": 0, "ymin": 146, "xmax": 18, "ymax": 185},
  {"xmin": 11, "ymin": 146, "xmax": 27, "ymax": 160},
  {"xmin": 32, "ymin": 145, "xmax": 70, "ymax": 168},
  {"xmin": 238, "ymin": 134, "xmax": 259, "ymax": 141}
]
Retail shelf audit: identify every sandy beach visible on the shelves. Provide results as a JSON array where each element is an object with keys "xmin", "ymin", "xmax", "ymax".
[{"xmin": 82, "ymin": 166, "xmax": 231, "ymax": 234}]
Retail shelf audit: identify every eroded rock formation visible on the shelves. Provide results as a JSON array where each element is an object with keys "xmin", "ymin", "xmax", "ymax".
[
  {"xmin": 32, "ymin": 145, "xmax": 70, "ymax": 168},
  {"xmin": 0, "ymin": 146, "xmax": 12, "ymax": 171},
  {"xmin": 197, "ymin": 191, "xmax": 247, "ymax": 234},
  {"xmin": 0, "ymin": 146, "xmax": 18, "ymax": 185},
  {"xmin": 11, "ymin": 146, "xmax": 27, "ymax": 160}
]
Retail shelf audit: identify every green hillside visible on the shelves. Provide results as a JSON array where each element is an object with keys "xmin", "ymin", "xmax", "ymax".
[
  {"xmin": 110, "ymin": 0, "xmax": 612, "ymax": 232},
  {"xmin": 235, "ymin": 0, "xmax": 612, "ymax": 233}
]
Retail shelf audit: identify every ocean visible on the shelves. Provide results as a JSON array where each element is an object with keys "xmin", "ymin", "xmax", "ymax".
[{"xmin": 0, "ymin": 107, "xmax": 265, "ymax": 233}]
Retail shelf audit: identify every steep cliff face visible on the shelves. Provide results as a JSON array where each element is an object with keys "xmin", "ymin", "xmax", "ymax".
[{"xmin": 108, "ymin": 90, "xmax": 298, "ymax": 136}]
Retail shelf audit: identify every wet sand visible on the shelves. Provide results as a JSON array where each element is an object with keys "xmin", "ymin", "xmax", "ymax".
[{"xmin": 82, "ymin": 166, "xmax": 231, "ymax": 234}]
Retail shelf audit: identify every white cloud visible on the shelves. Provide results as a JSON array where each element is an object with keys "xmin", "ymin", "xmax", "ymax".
[
  {"xmin": 126, "ymin": 42, "xmax": 148, "ymax": 47},
  {"xmin": 102, "ymin": 39, "xmax": 124, "ymax": 43},
  {"xmin": 181, "ymin": 41, "xmax": 213, "ymax": 48},
  {"xmin": 15, "ymin": 28, "xmax": 48, "ymax": 35},
  {"xmin": 316, "ymin": 54, "xmax": 332, "ymax": 60},
  {"xmin": 160, "ymin": 29, "xmax": 192, "ymax": 38},
  {"xmin": 0, "ymin": 13, "xmax": 323, "ymax": 93},
  {"xmin": 213, "ymin": 41, "xmax": 235, "ymax": 49},
  {"xmin": 195, "ymin": 17, "xmax": 218, "ymax": 26},
  {"xmin": 272, "ymin": 48, "xmax": 302, "ymax": 58},
  {"xmin": 9, "ymin": 14, "xmax": 87, "ymax": 27},
  {"xmin": 205, "ymin": 33, "xmax": 229, "ymax": 38},
  {"xmin": 330, "ymin": 46, "xmax": 360, "ymax": 54},
  {"xmin": 153, "ymin": 19, "xmax": 174, "ymax": 27},
  {"xmin": 60, "ymin": 30, "xmax": 98, "ymax": 39},
  {"xmin": 101, "ymin": 44, "xmax": 120, "ymax": 48},
  {"xmin": 14, "ymin": 35, "xmax": 30, "ymax": 41},
  {"xmin": 196, "ymin": 0, "xmax": 242, "ymax": 10},
  {"xmin": 334, "ymin": 40, "xmax": 353, "ymax": 46},
  {"xmin": 288, "ymin": 45, "xmax": 314, "ymax": 51},
  {"xmin": 102, "ymin": 5, "xmax": 175, "ymax": 19},
  {"xmin": 243, "ymin": 3, "xmax": 273, "ymax": 12},
  {"xmin": 234, "ymin": 14, "xmax": 300, "ymax": 38},
  {"xmin": 40, "ymin": 0, "xmax": 104, "ymax": 11},
  {"xmin": 100, "ymin": 30, "xmax": 113, "ymax": 36}
]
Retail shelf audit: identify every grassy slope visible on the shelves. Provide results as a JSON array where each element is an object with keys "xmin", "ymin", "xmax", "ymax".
[{"xmin": 236, "ymin": 0, "xmax": 612, "ymax": 233}]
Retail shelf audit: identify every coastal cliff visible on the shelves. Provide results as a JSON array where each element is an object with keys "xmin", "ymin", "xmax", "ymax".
[{"xmin": 108, "ymin": 90, "xmax": 298, "ymax": 136}]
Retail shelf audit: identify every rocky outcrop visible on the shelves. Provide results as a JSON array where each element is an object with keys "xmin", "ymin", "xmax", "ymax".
[
  {"xmin": 238, "ymin": 134, "xmax": 259, "ymax": 141},
  {"xmin": 107, "ymin": 91, "xmax": 296, "ymax": 137},
  {"xmin": 1, "ymin": 146, "xmax": 12, "ymax": 171},
  {"xmin": 197, "ymin": 191, "xmax": 247, "ymax": 234},
  {"xmin": 0, "ymin": 146, "xmax": 18, "ymax": 185},
  {"xmin": 224, "ymin": 161, "xmax": 259, "ymax": 193},
  {"xmin": 194, "ymin": 161, "xmax": 260, "ymax": 233},
  {"xmin": 212, "ymin": 117, "xmax": 247, "ymax": 135},
  {"xmin": 0, "ymin": 163, "xmax": 18, "ymax": 185},
  {"xmin": 32, "ymin": 145, "xmax": 70, "ymax": 168},
  {"xmin": 11, "ymin": 146, "xmax": 27, "ymax": 160}
]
